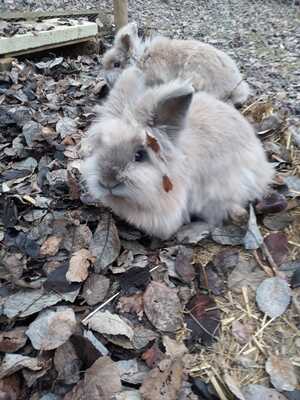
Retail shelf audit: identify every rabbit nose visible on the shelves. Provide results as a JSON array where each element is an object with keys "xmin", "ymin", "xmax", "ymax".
[{"xmin": 100, "ymin": 168, "xmax": 121, "ymax": 189}]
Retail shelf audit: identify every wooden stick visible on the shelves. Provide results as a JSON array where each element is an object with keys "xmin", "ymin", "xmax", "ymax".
[
  {"xmin": 252, "ymin": 249, "xmax": 273, "ymax": 277},
  {"xmin": 113, "ymin": 0, "xmax": 128, "ymax": 30},
  {"xmin": 260, "ymin": 242, "xmax": 280, "ymax": 276},
  {"xmin": 1, "ymin": 9, "xmax": 100, "ymax": 21}
]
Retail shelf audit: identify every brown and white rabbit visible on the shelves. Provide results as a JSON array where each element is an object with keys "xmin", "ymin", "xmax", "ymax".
[
  {"xmin": 81, "ymin": 67, "xmax": 273, "ymax": 239},
  {"xmin": 102, "ymin": 22, "xmax": 250, "ymax": 106}
]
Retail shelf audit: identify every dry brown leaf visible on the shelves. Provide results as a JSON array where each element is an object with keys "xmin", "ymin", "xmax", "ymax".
[
  {"xmin": 264, "ymin": 232, "xmax": 289, "ymax": 266},
  {"xmin": 0, "ymin": 326, "xmax": 27, "ymax": 353},
  {"xmin": 66, "ymin": 249, "xmax": 94, "ymax": 283},
  {"xmin": 83, "ymin": 310, "xmax": 134, "ymax": 342},
  {"xmin": 89, "ymin": 214, "xmax": 121, "ymax": 273},
  {"xmin": 162, "ymin": 335, "xmax": 188, "ymax": 359},
  {"xmin": 146, "ymin": 133, "xmax": 160, "ymax": 153},
  {"xmin": 140, "ymin": 359, "xmax": 183, "ymax": 400},
  {"xmin": 185, "ymin": 293, "xmax": 221, "ymax": 345},
  {"xmin": 64, "ymin": 356, "xmax": 122, "ymax": 400},
  {"xmin": 26, "ymin": 306, "xmax": 77, "ymax": 350},
  {"xmin": 174, "ymin": 247, "xmax": 195, "ymax": 282},
  {"xmin": 143, "ymin": 282, "xmax": 182, "ymax": 332},
  {"xmin": 82, "ymin": 274, "xmax": 110, "ymax": 306},
  {"xmin": 54, "ymin": 341, "xmax": 81, "ymax": 385},
  {"xmin": 132, "ymin": 326, "xmax": 158, "ymax": 351},
  {"xmin": 162, "ymin": 175, "xmax": 173, "ymax": 193},
  {"xmin": 40, "ymin": 236, "xmax": 62, "ymax": 256},
  {"xmin": 265, "ymin": 355, "xmax": 297, "ymax": 391},
  {"xmin": 0, "ymin": 354, "xmax": 44, "ymax": 379},
  {"xmin": 117, "ymin": 293, "xmax": 144, "ymax": 319},
  {"xmin": 141, "ymin": 342, "xmax": 164, "ymax": 368},
  {"xmin": 67, "ymin": 170, "xmax": 81, "ymax": 200},
  {"xmin": 0, "ymin": 374, "xmax": 22, "ymax": 400},
  {"xmin": 3, "ymin": 288, "xmax": 79, "ymax": 319}
]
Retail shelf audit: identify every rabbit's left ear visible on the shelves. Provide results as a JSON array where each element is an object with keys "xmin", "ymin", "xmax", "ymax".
[
  {"xmin": 120, "ymin": 33, "xmax": 132, "ymax": 52},
  {"xmin": 138, "ymin": 80, "xmax": 194, "ymax": 141},
  {"xmin": 115, "ymin": 22, "xmax": 139, "ymax": 52}
]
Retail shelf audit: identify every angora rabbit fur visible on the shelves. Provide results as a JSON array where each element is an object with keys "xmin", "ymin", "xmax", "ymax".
[
  {"xmin": 102, "ymin": 22, "xmax": 250, "ymax": 106},
  {"xmin": 81, "ymin": 67, "xmax": 273, "ymax": 239}
]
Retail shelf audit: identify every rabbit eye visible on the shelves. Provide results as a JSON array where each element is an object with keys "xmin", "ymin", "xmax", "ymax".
[
  {"xmin": 114, "ymin": 62, "xmax": 121, "ymax": 68},
  {"xmin": 134, "ymin": 149, "xmax": 147, "ymax": 162}
]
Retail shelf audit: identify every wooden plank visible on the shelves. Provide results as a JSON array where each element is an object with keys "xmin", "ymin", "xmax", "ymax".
[
  {"xmin": 113, "ymin": 0, "xmax": 128, "ymax": 30},
  {"xmin": 0, "ymin": 19, "xmax": 98, "ymax": 57},
  {"xmin": 2, "ymin": 38, "xmax": 97, "ymax": 58},
  {"xmin": 0, "ymin": 10, "xmax": 100, "ymax": 21}
]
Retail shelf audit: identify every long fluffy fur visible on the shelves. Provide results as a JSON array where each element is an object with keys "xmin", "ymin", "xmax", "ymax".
[
  {"xmin": 81, "ymin": 67, "xmax": 273, "ymax": 239},
  {"xmin": 102, "ymin": 23, "xmax": 250, "ymax": 105}
]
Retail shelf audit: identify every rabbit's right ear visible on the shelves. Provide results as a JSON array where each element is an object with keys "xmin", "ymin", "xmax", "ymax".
[
  {"xmin": 115, "ymin": 22, "xmax": 139, "ymax": 52},
  {"xmin": 139, "ymin": 81, "xmax": 194, "ymax": 141}
]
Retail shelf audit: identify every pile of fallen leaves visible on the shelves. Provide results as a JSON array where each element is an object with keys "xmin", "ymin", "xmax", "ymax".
[{"xmin": 0, "ymin": 49, "xmax": 299, "ymax": 400}]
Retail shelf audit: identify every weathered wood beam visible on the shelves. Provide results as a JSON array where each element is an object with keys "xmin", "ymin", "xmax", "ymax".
[
  {"xmin": 113, "ymin": 0, "xmax": 128, "ymax": 30},
  {"xmin": 0, "ymin": 19, "xmax": 98, "ymax": 57},
  {"xmin": 0, "ymin": 9, "xmax": 100, "ymax": 22}
]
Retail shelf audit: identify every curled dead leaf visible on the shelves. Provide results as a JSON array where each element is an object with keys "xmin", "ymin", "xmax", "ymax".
[
  {"xmin": 142, "ymin": 342, "xmax": 164, "ymax": 369},
  {"xmin": 143, "ymin": 281, "xmax": 182, "ymax": 332},
  {"xmin": 0, "ymin": 327, "xmax": 27, "ymax": 353},
  {"xmin": 146, "ymin": 133, "xmax": 160, "ymax": 153},
  {"xmin": 40, "ymin": 236, "xmax": 62, "ymax": 257},
  {"xmin": 186, "ymin": 293, "xmax": 221, "ymax": 345},
  {"xmin": 66, "ymin": 249, "xmax": 95, "ymax": 283},
  {"xmin": 162, "ymin": 175, "xmax": 173, "ymax": 193},
  {"xmin": 117, "ymin": 293, "xmax": 144, "ymax": 320},
  {"xmin": 140, "ymin": 359, "xmax": 183, "ymax": 400}
]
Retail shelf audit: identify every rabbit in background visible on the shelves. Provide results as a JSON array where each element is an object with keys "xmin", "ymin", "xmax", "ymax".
[
  {"xmin": 102, "ymin": 22, "xmax": 250, "ymax": 106},
  {"xmin": 81, "ymin": 67, "xmax": 273, "ymax": 239}
]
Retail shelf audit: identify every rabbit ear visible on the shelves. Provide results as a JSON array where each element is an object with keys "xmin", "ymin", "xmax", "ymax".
[
  {"xmin": 115, "ymin": 22, "xmax": 139, "ymax": 52},
  {"xmin": 140, "ymin": 81, "xmax": 194, "ymax": 140},
  {"xmin": 96, "ymin": 67, "xmax": 146, "ymax": 119},
  {"xmin": 120, "ymin": 33, "xmax": 131, "ymax": 51}
]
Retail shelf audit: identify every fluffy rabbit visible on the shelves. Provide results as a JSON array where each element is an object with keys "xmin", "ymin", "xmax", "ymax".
[
  {"xmin": 81, "ymin": 67, "xmax": 273, "ymax": 239},
  {"xmin": 102, "ymin": 22, "xmax": 250, "ymax": 106}
]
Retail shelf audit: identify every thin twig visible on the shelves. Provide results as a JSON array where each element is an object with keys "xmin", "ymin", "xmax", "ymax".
[
  {"xmin": 288, "ymin": 240, "xmax": 300, "ymax": 248},
  {"xmin": 201, "ymin": 263, "xmax": 209, "ymax": 290},
  {"xmin": 241, "ymin": 96, "xmax": 264, "ymax": 115},
  {"xmin": 252, "ymin": 249, "xmax": 273, "ymax": 277},
  {"xmin": 81, "ymin": 291, "xmax": 120, "ymax": 324},
  {"xmin": 208, "ymin": 372, "xmax": 229, "ymax": 400},
  {"xmin": 260, "ymin": 242, "xmax": 280, "ymax": 276},
  {"xmin": 242, "ymin": 286, "xmax": 252, "ymax": 318}
]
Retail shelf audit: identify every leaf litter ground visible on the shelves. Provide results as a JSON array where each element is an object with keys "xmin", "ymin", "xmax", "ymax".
[{"xmin": 0, "ymin": 1, "xmax": 300, "ymax": 399}]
